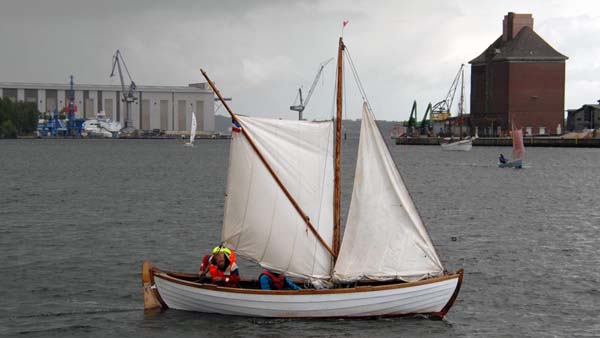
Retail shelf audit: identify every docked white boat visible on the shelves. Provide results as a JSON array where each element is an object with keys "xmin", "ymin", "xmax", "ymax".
[
  {"xmin": 143, "ymin": 37, "xmax": 464, "ymax": 319},
  {"xmin": 440, "ymin": 64, "xmax": 472, "ymax": 152},
  {"xmin": 441, "ymin": 138, "xmax": 473, "ymax": 151},
  {"xmin": 81, "ymin": 111, "xmax": 122, "ymax": 138}
]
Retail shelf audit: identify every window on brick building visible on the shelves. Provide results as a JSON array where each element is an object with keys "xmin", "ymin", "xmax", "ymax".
[
  {"xmin": 526, "ymin": 127, "xmax": 533, "ymax": 136},
  {"xmin": 539, "ymin": 127, "xmax": 546, "ymax": 135}
]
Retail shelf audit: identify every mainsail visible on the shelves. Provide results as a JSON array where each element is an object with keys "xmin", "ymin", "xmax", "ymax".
[
  {"xmin": 190, "ymin": 112, "xmax": 197, "ymax": 144},
  {"xmin": 512, "ymin": 127, "xmax": 524, "ymax": 161},
  {"xmin": 221, "ymin": 116, "xmax": 335, "ymax": 280},
  {"xmin": 333, "ymin": 103, "xmax": 444, "ymax": 282}
]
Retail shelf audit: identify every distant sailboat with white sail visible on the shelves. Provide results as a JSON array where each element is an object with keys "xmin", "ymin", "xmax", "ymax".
[{"xmin": 184, "ymin": 112, "xmax": 197, "ymax": 147}]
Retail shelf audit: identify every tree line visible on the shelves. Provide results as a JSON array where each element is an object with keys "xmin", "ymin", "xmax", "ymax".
[{"xmin": 0, "ymin": 98, "xmax": 39, "ymax": 138}]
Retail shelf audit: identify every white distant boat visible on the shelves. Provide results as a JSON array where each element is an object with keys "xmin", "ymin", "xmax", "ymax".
[
  {"xmin": 441, "ymin": 138, "xmax": 473, "ymax": 151},
  {"xmin": 142, "ymin": 37, "xmax": 463, "ymax": 319},
  {"xmin": 441, "ymin": 64, "xmax": 472, "ymax": 152},
  {"xmin": 184, "ymin": 112, "xmax": 197, "ymax": 147},
  {"xmin": 82, "ymin": 111, "xmax": 122, "ymax": 138}
]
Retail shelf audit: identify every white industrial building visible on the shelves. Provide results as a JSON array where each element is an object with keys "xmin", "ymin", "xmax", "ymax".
[{"xmin": 0, "ymin": 82, "xmax": 215, "ymax": 132}]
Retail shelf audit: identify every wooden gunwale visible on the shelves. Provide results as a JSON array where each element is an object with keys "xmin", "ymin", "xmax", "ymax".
[{"xmin": 151, "ymin": 267, "xmax": 462, "ymax": 296}]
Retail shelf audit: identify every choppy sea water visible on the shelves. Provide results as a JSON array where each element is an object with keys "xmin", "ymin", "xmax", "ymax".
[{"xmin": 0, "ymin": 138, "xmax": 598, "ymax": 337}]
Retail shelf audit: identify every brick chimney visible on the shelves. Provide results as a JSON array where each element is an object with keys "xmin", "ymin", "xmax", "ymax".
[{"xmin": 502, "ymin": 12, "xmax": 534, "ymax": 42}]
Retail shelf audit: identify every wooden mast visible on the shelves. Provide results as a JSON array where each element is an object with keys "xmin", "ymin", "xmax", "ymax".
[
  {"xmin": 459, "ymin": 64, "xmax": 464, "ymax": 140},
  {"xmin": 200, "ymin": 69, "xmax": 336, "ymax": 259},
  {"xmin": 333, "ymin": 37, "xmax": 344, "ymax": 260}
]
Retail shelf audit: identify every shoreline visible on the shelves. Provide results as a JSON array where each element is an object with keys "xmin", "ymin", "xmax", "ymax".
[
  {"xmin": 394, "ymin": 136, "xmax": 600, "ymax": 148},
  {"xmin": 14, "ymin": 134, "xmax": 232, "ymax": 140}
]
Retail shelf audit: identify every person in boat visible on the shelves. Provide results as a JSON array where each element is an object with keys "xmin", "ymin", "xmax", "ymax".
[
  {"xmin": 499, "ymin": 153, "xmax": 507, "ymax": 164},
  {"xmin": 198, "ymin": 246, "xmax": 240, "ymax": 287},
  {"xmin": 259, "ymin": 269, "xmax": 302, "ymax": 290}
]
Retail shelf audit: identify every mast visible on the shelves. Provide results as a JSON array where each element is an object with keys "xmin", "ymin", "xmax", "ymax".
[
  {"xmin": 459, "ymin": 64, "xmax": 464, "ymax": 140},
  {"xmin": 333, "ymin": 37, "xmax": 344, "ymax": 260}
]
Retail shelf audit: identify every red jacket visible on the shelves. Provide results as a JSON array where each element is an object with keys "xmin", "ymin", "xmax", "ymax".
[
  {"xmin": 259, "ymin": 269, "xmax": 286, "ymax": 289},
  {"xmin": 199, "ymin": 253, "xmax": 240, "ymax": 287}
]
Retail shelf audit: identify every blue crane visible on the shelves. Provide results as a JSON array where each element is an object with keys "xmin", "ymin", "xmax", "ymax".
[{"xmin": 68, "ymin": 75, "xmax": 76, "ymax": 135}]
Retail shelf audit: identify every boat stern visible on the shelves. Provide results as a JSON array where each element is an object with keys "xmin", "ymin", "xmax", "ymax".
[{"xmin": 142, "ymin": 261, "xmax": 167, "ymax": 311}]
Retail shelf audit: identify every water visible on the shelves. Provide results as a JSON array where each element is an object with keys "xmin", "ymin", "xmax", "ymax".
[{"xmin": 1, "ymin": 139, "xmax": 598, "ymax": 337}]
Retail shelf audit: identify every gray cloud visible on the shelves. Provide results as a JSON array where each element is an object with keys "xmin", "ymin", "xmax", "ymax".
[{"xmin": 1, "ymin": 0, "xmax": 599, "ymax": 121}]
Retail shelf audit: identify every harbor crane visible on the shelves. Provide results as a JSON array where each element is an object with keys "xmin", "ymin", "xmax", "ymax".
[
  {"xmin": 420, "ymin": 102, "xmax": 433, "ymax": 135},
  {"xmin": 406, "ymin": 100, "xmax": 418, "ymax": 135},
  {"xmin": 431, "ymin": 64, "xmax": 464, "ymax": 121},
  {"xmin": 290, "ymin": 58, "xmax": 333, "ymax": 120},
  {"xmin": 110, "ymin": 49, "xmax": 137, "ymax": 133},
  {"xmin": 405, "ymin": 101, "xmax": 433, "ymax": 136}
]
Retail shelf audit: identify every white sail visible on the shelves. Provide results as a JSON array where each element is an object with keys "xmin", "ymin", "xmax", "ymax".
[
  {"xmin": 190, "ymin": 112, "xmax": 197, "ymax": 144},
  {"xmin": 221, "ymin": 116, "xmax": 334, "ymax": 280},
  {"xmin": 333, "ymin": 103, "xmax": 444, "ymax": 282}
]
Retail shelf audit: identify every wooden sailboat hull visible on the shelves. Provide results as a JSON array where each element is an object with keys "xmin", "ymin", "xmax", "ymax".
[
  {"xmin": 143, "ymin": 263, "xmax": 464, "ymax": 319},
  {"xmin": 440, "ymin": 139, "xmax": 472, "ymax": 151}
]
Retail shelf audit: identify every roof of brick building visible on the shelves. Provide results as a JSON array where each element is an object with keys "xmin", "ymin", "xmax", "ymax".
[{"xmin": 470, "ymin": 26, "xmax": 568, "ymax": 65}]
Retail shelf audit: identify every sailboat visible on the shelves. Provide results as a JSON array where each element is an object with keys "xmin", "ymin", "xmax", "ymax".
[
  {"xmin": 499, "ymin": 123, "xmax": 524, "ymax": 168},
  {"xmin": 441, "ymin": 64, "xmax": 472, "ymax": 151},
  {"xmin": 184, "ymin": 112, "xmax": 197, "ymax": 147},
  {"xmin": 142, "ymin": 37, "xmax": 464, "ymax": 318}
]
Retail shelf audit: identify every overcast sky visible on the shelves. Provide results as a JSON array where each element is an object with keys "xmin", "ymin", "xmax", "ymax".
[{"xmin": 1, "ymin": 0, "xmax": 599, "ymax": 121}]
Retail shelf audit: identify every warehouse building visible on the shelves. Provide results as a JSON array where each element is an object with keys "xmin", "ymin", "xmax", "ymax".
[
  {"xmin": 469, "ymin": 12, "xmax": 568, "ymax": 136},
  {"xmin": 566, "ymin": 103, "xmax": 600, "ymax": 132},
  {"xmin": 0, "ymin": 82, "xmax": 215, "ymax": 132}
]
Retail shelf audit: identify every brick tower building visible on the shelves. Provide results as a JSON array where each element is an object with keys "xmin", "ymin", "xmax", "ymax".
[{"xmin": 469, "ymin": 12, "xmax": 568, "ymax": 136}]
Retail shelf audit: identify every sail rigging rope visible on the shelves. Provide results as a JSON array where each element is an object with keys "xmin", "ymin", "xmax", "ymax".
[
  {"xmin": 330, "ymin": 61, "xmax": 338, "ymax": 120},
  {"xmin": 343, "ymin": 55, "xmax": 347, "ymax": 121},
  {"xmin": 344, "ymin": 46, "xmax": 374, "ymax": 114}
]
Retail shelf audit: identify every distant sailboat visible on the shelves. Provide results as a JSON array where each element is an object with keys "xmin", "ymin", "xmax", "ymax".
[
  {"xmin": 184, "ymin": 112, "xmax": 197, "ymax": 147},
  {"xmin": 499, "ymin": 123, "xmax": 524, "ymax": 168},
  {"xmin": 441, "ymin": 64, "xmax": 472, "ymax": 151}
]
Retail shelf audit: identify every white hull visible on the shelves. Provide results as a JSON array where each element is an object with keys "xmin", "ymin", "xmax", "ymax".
[
  {"xmin": 146, "ymin": 267, "xmax": 463, "ymax": 318},
  {"xmin": 441, "ymin": 139, "xmax": 472, "ymax": 151},
  {"xmin": 82, "ymin": 117, "xmax": 122, "ymax": 139}
]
